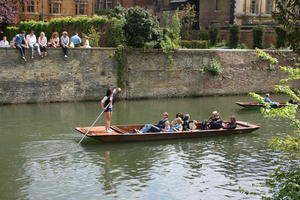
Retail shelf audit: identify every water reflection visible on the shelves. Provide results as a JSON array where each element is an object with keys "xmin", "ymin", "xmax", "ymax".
[{"xmin": 0, "ymin": 95, "xmax": 296, "ymax": 200}]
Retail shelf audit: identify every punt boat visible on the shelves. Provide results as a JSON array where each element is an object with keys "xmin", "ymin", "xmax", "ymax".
[
  {"xmin": 235, "ymin": 102, "xmax": 288, "ymax": 109},
  {"xmin": 75, "ymin": 121, "xmax": 260, "ymax": 143}
]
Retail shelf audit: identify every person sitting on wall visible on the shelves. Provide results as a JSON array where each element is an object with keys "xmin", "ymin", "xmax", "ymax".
[
  {"xmin": 135, "ymin": 112, "xmax": 169, "ymax": 133},
  {"xmin": 48, "ymin": 32, "xmax": 60, "ymax": 48},
  {"xmin": 202, "ymin": 111, "xmax": 223, "ymax": 130},
  {"xmin": 26, "ymin": 30, "xmax": 41, "ymax": 59},
  {"xmin": 0, "ymin": 36, "xmax": 10, "ymax": 47},
  {"xmin": 70, "ymin": 33, "xmax": 81, "ymax": 47},
  {"xmin": 13, "ymin": 31, "xmax": 29, "ymax": 61},
  {"xmin": 264, "ymin": 93, "xmax": 279, "ymax": 106},
  {"xmin": 223, "ymin": 116, "xmax": 237, "ymax": 129}
]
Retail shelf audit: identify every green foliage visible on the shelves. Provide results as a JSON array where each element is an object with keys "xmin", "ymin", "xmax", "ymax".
[
  {"xmin": 123, "ymin": 7, "xmax": 161, "ymax": 48},
  {"xmin": 209, "ymin": 25, "xmax": 219, "ymax": 46},
  {"xmin": 264, "ymin": 167, "xmax": 300, "ymax": 200},
  {"xmin": 86, "ymin": 27, "xmax": 101, "ymax": 47},
  {"xmin": 180, "ymin": 40, "xmax": 208, "ymax": 49},
  {"xmin": 179, "ymin": 3, "xmax": 197, "ymax": 40},
  {"xmin": 113, "ymin": 45, "xmax": 126, "ymax": 88},
  {"xmin": 229, "ymin": 24, "xmax": 240, "ymax": 49},
  {"xmin": 255, "ymin": 48, "xmax": 278, "ymax": 64},
  {"xmin": 160, "ymin": 11, "xmax": 181, "ymax": 63},
  {"xmin": 199, "ymin": 29, "xmax": 210, "ymax": 40},
  {"xmin": 95, "ymin": 9, "xmax": 113, "ymax": 16},
  {"xmin": 272, "ymin": 0, "xmax": 300, "ymax": 53},
  {"xmin": 274, "ymin": 26, "xmax": 287, "ymax": 49},
  {"xmin": 109, "ymin": 17, "xmax": 125, "ymax": 46},
  {"xmin": 253, "ymin": 26, "xmax": 264, "ymax": 49},
  {"xmin": 204, "ymin": 59, "xmax": 223, "ymax": 75},
  {"xmin": 250, "ymin": 49, "xmax": 300, "ymax": 200},
  {"xmin": 4, "ymin": 26, "xmax": 19, "ymax": 41}
]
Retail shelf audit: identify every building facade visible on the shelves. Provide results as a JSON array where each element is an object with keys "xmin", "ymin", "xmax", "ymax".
[
  {"xmin": 235, "ymin": 0, "xmax": 275, "ymax": 25},
  {"xmin": 199, "ymin": 0, "xmax": 275, "ymax": 28},
  {"xmin": 17, "ymin": 0, "xmax": 94, "ymax": 22}
]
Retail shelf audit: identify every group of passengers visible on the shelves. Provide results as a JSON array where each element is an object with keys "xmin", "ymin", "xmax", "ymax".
[
  {"xmin": 134, "ymin": 111, "xmax": 237, "ymax": 134},
  {"xmin": 0, "ymin": 31, "xmax": 90, "ymax": 61}
]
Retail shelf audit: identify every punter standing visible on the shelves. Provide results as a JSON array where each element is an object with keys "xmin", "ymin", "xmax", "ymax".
[{"xmin": 101, "ymin": 88, "xmax": 121, "ymax": 132}]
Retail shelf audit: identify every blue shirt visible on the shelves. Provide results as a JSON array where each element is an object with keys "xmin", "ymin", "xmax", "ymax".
[
  {"xmin": 264, "ymin": 97, "xmax": 278, "ymax": 105},
  {"xmin": 70, "ymin": 35, "xmax": 81, "ymax": 45},
  {"xmin": 15, "ymin": 34, "xmax": 24, "ymax": 44}
]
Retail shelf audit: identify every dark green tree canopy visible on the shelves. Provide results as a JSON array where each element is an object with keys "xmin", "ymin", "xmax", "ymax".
[{"xmin": 273, "ymin": 0, "xmax": 300, "ymax": 53}]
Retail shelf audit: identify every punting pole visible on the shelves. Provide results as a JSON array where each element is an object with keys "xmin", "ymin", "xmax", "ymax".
[{"xmin": 78, "ymin": 103, "xmax": 110, "ymax": 144}]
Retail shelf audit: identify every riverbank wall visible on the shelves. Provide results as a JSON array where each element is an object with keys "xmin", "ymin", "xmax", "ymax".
[{"xmin": 0, "ymin": 48, "xmax": 297, "ymax": 104}]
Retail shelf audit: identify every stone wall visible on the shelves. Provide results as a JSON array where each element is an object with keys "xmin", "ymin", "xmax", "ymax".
[
  {"xmin": 0, "ymin": 48, "xmax": 117, "ymax": 103},
  {"xmin": 124, "ymin": 49, "xmax": 298, "ymax": 99},
  {"xmin": 0, "ymin": 48, "xmax": 297, "ymax": 104}
]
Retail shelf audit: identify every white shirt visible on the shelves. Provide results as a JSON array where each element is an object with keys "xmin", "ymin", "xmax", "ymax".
[
  {"xmin": 0, "ymin": 40, "xmax": 9, "ymax": 47},
  {"xmin": 26, "ymin": 34, "xmax": 37, "ymax": 45},
  {"xmin": 101, "ymin": 96, "xmax": 113, "ymax": 109}
]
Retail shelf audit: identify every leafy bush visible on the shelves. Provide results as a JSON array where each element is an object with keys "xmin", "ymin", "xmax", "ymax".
[
  {"xmin": 253, "ymin": 25, "xmax": 264, "ymax": 49},
  {"xmin": 274, "ymin": 26, "xmax": 287, "ymax": 49},
  {"xmin": 95, "ymin": 9, "xmax": 113, "ymax": 16},
  {"xmin": 204, "ymin": 59, "xmax": 223, "ymax": 75},
  {"xmin": 4, "ymin": 26, "xmax": 19, "ymax": 41},
  {"xmin": 123, "ymin": 7, "xmax": 161, "ymax": 48},
  {"xmin": 199, "ymin": 29, "xmax": 210, "ymax": 40},
  {"xmin": 180, "ymin": 40, "xmax": 208, "ymax": 49},
  {"xmin": 86, "ymin": 27, "xmax": 101, "ymax": 47},
  {"xmin": 209, "ymin": 25, "xmax": 219, "ymax": 46},
  {"xmin": 229, "ymin": 24, "xmax": 240, "ymax": 49},
  {"xmin": 159, "ymin": 11, "xmax": 181, "ymax": 63}
]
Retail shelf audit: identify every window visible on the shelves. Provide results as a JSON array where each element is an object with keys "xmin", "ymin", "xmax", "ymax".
[
  {"xmin": 266, "ymin": 0, "xmax": 273, "ymax": 14},
  {"xmin": 49, "ymin": 2, "xmax": 61, "ymax": 14},
  {"xmin": 251, "ymin": 0, "xmax": 257, "ymax": 13},
  {"xmin": 95, "ymin": 0, "xmax": 104, "ymax": 10},
  {"xmin": 215, "ymin": 0, "xmax": 220, "ymax": 10},
  {"xmin": 106, "ymin": 0, "xmax": 112, "ymax": 9},
  {"xmin": 27, "ymin": 0, "xmax": 35, "ymax": 13},
  {"xmin": 20, "ymin": 2, "xmax": 25, "ymax": 12},
  {"xmin": 76, "ymin": 3, "xmax": 87, "ymax": 15}
]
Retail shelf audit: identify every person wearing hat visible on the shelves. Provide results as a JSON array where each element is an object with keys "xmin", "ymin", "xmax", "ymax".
[{"xmin": 264, "ymin": 93, "xmax": 279, "ymax": 106}]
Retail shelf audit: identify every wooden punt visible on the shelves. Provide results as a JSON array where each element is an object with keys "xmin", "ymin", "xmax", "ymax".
[
  {"xmin": 75, "ymin": 121, "xmax": 260, "ymax": 143},
  {"xmin": 235, "ymin": 102, "xmax": 288, "ymax": 109}
]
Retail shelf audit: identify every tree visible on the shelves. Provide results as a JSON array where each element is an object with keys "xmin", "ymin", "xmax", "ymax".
[
  {"xmin": 178, "ymin": 3, "xmax": 197, "ymax": 39},
  {"xmin": 272, "ymin": 0, "xmax": 300, "ymax": 53},
  {"xmin": 123, "ymin": 7, "xmax": 161, "ymax": 48},
  {"xmin": 0, "ymin": 0, "xmax": 26, "ymax": 24},
  {"xmin": 250, "ymin": 49, "xmax": 300, "ymax": 200}
]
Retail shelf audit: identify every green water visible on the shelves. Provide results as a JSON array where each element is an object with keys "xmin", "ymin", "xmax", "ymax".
[{"xmin": 0, "ymin": 95, "xmax": 293, "ymax": 200}]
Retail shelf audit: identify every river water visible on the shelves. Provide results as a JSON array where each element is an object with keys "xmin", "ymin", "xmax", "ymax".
[{"xmin": 0, "ymin": 95, "xmax": 293, "ymax": 200}]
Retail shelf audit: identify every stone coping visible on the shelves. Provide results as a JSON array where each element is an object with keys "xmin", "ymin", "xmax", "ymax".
[{"xmin": 0, "ymin": 47, "xmax": 293, "ymax": 53}]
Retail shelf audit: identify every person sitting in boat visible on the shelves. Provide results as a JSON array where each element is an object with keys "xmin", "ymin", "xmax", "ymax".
[
  {"xmin": 171, "ymin": 112, "xmax": 184, "ymax": 126},
  {"xmin": 223, "ymin": 116, "xmax": 237, "ymax": 129},
  {"xmin": 182, "ymin": 114, "xmax": 197, "ymax": 131},
  {"xmin": 161, "ymin": 121, "xmax": 171, "ymax": 132},
  {"xmin": 202, "ymin": 111, "xmax": 223, "ymax": 129},
  {"xmin": 264, "ymin": 93, "xmax": 279, "ymax": 106},
  {"xmin": 136, "ymin": 112, "xmax": 169, "ymax": 133},
  {"xmin": 170, "ymin": 117, "xmax": 183, "ymax": 132},
  {"xmin": 288, "ymin": 98, "xmax": 298, "ymax": 104}
]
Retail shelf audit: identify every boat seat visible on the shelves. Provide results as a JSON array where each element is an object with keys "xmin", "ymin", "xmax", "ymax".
[{"xmin": 110, "ymin": 126, "xmax": 127, "ymax": 134}]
